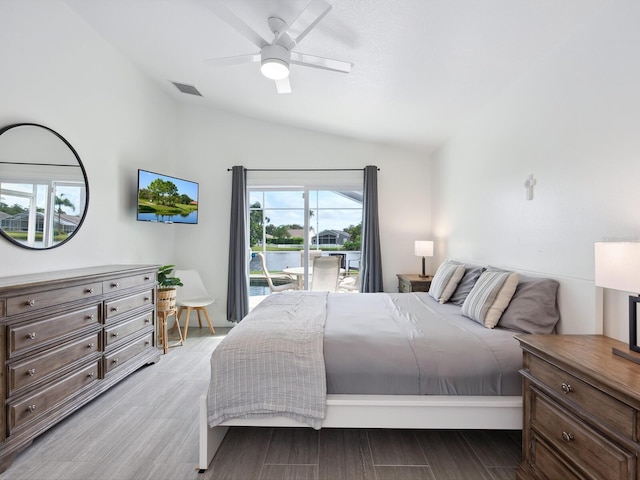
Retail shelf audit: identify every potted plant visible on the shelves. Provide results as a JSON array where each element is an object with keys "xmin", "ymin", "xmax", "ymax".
[{"xmin": 157, "ymin": 264, "xmax": 183, "ymax": 312}]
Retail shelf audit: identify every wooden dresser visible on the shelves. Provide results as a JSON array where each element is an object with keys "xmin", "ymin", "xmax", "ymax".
[
  {"xmin": 517, "ymin": 334, "xmax": 640, "ymax": 480},
  {"xmin": 0, "ymin": 265, "xmax": 160, "ymax": 472}
]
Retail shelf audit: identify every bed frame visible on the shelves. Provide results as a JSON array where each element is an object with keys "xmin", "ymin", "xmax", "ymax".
[
  {"xmin": 198, "ymin": 393, "xmax": 522, "ymax": 472},
  {"xmin": 198, "ymin": 270, "xmax": 595, "ymax": 472}
]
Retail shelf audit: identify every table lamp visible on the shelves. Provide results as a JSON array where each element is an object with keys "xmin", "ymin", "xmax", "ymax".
[
  {"xmin": 595, "ymin": 241, "xmax": 640, "ymax": 363},
  {"xmin": 414, "ymin": 240, "xmax": 434, "ymax": 278}
]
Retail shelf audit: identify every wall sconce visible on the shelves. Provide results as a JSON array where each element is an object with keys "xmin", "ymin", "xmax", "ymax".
[
  {"xmin": 595, "ymin": 241, "xmax": 640, "ymax": 363},
  {"xmin": 414, "ymin": 240, "xmax": 434, "ymax": 278}
]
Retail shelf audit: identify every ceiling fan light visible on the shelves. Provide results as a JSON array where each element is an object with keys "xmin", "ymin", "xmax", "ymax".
[{"xmin": 261, "ymin": 58, "xmax": 289, "ymax": 80}]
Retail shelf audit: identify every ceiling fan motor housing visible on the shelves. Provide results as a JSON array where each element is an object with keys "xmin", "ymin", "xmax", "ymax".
[{"xmin": 261, "ymin": 44, "xmax": 291, "ymax": 79}]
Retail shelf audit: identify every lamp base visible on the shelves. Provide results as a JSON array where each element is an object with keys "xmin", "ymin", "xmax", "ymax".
[{"xmin": 612, "ymin": 346, "xmax": 640, "ymax": 365}]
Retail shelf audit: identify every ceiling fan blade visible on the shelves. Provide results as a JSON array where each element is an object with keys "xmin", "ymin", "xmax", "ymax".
[
  {"xmin": 203, "ymin": 53, "xmax": 260, "ymax": 68},
  {"xmin": 279, "ymin": 0, "xmax": 331, "ymax": 47},
  {"xmin": 275, "ymin": 77, "xmax": 292, "ymax": 94},
  {"xmin": 201, "ymin": 0, "xmax": 269, "ymax": 48},
  {"xmin": 290, "ymin": 52, "xmax": 353, "ymax": 74}
]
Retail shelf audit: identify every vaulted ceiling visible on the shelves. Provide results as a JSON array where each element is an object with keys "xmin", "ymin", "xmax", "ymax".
[{"xmin": 65, "ymin": 0, "xmax": 610, "ymax": 153}]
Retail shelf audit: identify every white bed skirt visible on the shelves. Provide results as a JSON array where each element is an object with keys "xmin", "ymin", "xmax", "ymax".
[{"xmin": 198, "ymin": 392, "xmax": 522, "ymax": 472}]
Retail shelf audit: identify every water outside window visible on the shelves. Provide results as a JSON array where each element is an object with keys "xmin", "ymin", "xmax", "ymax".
[{"xmin": 249, "ymin": 187, "xmax": 362, "ymax": 297}]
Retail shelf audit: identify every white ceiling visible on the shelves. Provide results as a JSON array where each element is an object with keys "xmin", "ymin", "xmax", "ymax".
[{"xmin": 64, "ymin": 0, "xmax": 610, "ymax": 153}]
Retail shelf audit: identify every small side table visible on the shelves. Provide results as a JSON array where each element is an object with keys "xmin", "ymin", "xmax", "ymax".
[
  {"xmin": 397, "ymin": 273, "xmax": 433, "ymax": 293},
  {"xmin": 157, "ymin": 308, "xmax": 183, "ymax": 354}
]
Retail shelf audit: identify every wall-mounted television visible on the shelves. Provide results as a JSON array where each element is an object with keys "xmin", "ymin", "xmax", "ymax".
[{"xmin": 137, "ymin": 169, "xmax": 199, "ymax": 224}]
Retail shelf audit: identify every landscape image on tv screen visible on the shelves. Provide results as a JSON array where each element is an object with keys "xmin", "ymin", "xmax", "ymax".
[{"xmin": 137, "ymin": 169, "xmax": 198, "ymax": 224}]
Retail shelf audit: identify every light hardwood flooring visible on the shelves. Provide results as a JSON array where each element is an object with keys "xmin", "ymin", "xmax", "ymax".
[{"xmin": 0, "ymin": 328, "xmax": 522, "ymax": 480}]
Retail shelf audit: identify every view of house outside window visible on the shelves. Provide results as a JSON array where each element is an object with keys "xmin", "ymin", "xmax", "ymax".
[{"xmin": 248, "ymin": 187, "xmax": 362, "ymax": 296}]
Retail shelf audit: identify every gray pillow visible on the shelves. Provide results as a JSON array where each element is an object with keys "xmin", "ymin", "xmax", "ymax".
[
  {"xmin": 497, "ymin": 275, "xmax": 560, "ymax": 334},
  {"xmin": 449, "ymin": 265, "xmax": 485, "ymax": 306}
]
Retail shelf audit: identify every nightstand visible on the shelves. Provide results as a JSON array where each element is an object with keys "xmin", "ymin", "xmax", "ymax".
[{"xmin": 396, "ymin": 273, "xmax": 432, "ymax": 292}]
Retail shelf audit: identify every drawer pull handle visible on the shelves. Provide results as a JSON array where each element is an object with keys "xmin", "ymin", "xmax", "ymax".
[
  {"xmin": 27, "ymin": 332, "xmax": 37, "ymax": 340},
  {"xmin": 85, "ymin": 288, "xmax": 94, "ymax": 294},
  {"xmin": 87, "ymin": 314, "xmax": 95, "ymax": 320},
  {"xmin": 88, "ymin": 372, "xmax": 95, "ymax": 378},
  {"xmin": 145, "ymin": 276, "xmax": 151, "ymax": 281},
  {"xmin": 26, "ymin": 299, "xmax": 35, "ymax": 307},
  {"xmin": 88, "ymin": 343, "xmax": 95, "ymax": 349},
  {"xmin": 145, "ymin": 318, "xmax": 151, "ymax": 323},
  {"xmin": 111, "ymin": 306, "xmax": 119, "ymax": 312},
  {"xmin": 561, "ymin": 382, "xmax": 573, "ymax": 394},
  {"xmin": 145, "ymin": 341, "xmax": 151, "ymax": 346},
  {"xmin": 144, "ymin": 297, "xmax": 150, "ymax": 301},
  {"xmin": 27, "ymin": 404, "xmax": 37, "ymax": 413},
  {"xmin": 113, "ymin": 358, "xmax": 119, "ymax": 364},
  {"xmin": 112, "ymin": 282, "xmax": 120, "ymax": 288},
  {"xmin": 112, "ymin": 332, "xmax": 119, "ymax": 337},
  {"xmin": 27, "ymin": 368, "xmax": 36, "ymax": 376},
  {"xmin": 561, "ymin": 431, "xmax": 574, "ymax": 443}
]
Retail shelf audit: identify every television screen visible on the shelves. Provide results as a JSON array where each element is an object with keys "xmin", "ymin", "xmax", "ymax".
[{"xmin": 137, "ymin": 169, "xmax": 198, "ymax": 224}]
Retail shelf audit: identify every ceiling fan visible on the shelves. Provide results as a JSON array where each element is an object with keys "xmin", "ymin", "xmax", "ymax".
[{"xmin": 201, "ymin": 0, "xmax": 353, "ymax": 94}]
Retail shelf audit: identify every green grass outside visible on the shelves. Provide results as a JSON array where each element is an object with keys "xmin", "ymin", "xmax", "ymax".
[{"xmin": 138, "ymin": 200, "xmax": 197, "ymax": 216}]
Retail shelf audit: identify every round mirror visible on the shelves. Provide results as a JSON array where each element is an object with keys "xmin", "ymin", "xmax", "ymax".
[{"xmin": 0, "ymin": 123, "xmax": 89, "ymax": 250}]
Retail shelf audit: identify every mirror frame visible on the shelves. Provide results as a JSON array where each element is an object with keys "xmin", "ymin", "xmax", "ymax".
[{"xmin": 0, "ymin": 123, "xmax": 90, "ymax": 250}]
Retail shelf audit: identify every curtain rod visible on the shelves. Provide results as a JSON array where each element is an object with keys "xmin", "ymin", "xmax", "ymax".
[{"xmin": 227, "ymin": 167, "xmax": 379, "ymax": 172}]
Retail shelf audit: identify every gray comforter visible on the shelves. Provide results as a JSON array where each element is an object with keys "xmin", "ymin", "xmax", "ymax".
[
  {"xmin": 207, "ymin": 291, "xmax": 523, "ymax": 429},
  {"xmin": 324, "ymin": 292, "xmax": 522, "ymax": 396}
]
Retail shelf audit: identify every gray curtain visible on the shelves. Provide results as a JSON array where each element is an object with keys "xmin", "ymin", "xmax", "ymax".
[
  {"xmin": 360, "ymin": 165, "xmax": 383, "ymax": 292},
  {"xmin": 226, "ymin": 166, "xmax": 249, "ymax": 322}
]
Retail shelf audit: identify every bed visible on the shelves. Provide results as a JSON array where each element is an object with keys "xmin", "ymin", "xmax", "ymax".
[{"xmin": 198, "ymin": 262, "xmax": 562, "ymax": 472}]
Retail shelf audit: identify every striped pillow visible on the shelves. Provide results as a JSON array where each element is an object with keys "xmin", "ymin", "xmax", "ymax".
[
  {"xmin": 462, "ymin": 271, "xmax": 520, "ymax": 328},
  {"xmin": 428, "ymin": 262, "xmax": 466, "ymax": 304}
]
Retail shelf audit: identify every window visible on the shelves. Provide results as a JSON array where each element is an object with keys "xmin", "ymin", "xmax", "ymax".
[{"xmin": 248, "ymin": 186, "xmax": 362, "ymax": 296}]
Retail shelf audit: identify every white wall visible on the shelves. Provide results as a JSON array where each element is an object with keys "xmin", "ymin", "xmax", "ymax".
[
  {"xmin": 0, "ymin": 1, "xmax": 178, "ymax": 276},
  {"xmin": 174, "ymin": 104, "xmax": 431, "ymax": 326},
  {"xmin": 432, "ymin": 0, "xmax": 640, "ymax": 339}
]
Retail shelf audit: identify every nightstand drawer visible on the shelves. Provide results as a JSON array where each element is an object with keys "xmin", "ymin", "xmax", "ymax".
[
  {"xmin": 532, "ymin": 391, "xmax": 634, "ymax": 480},
  {"xmin": 530, "ymin": 434, "xmax": 583, "ymax": 480},
  {"xmin": 528, "ymin": 354, "xmax": 635, "ymax": 439}
]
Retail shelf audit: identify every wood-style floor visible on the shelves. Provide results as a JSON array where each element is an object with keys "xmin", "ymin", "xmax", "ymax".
[{"xmin": 0, "ymin": 328, "xmax": 522, "ymax": 480}]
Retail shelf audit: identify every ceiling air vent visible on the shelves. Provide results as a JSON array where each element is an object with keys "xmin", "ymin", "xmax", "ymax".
[{"xmin": 171, "ymin": 82, "xmax": 202, "ymax": 96}]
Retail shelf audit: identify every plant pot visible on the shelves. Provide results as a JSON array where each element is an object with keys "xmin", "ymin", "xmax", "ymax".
[{"xmin": 157, "ymin": 287, "xmax": 177, "ymax": 312}]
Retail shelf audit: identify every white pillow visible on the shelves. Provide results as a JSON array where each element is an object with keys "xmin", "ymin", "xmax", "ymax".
[
  {"xmin": 428, "ymin": 262, "xmax": 466, "ymax": 304},
  {"xmin": 462, "ymin": 271, "xmax": 520, "ymax": 328}
]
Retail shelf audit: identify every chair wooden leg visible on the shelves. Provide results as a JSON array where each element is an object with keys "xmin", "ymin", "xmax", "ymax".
[
  {"xmin": 201, "ymin": 307, "xmax": 215, "ymax": 335},
  {"xmin": 197, "ymin": 309, "xmax": 203, "ymax": 328},
  {"xmin": 183, "ymin": 307, "xmax": 192, "ymax": 341}
]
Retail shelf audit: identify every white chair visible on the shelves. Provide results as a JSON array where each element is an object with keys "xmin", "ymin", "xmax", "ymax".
[
  {"xmin": 256, "ymin": 252, "xmax": 298, "ymax": 293},
  {"xmin": 172, "ymin": 269, "xmax": 215, "ymax": 341},
  {"xmin": 300, "ymin": 249, "xmax": 322, "ymax": 268},
  {"xmin": 310, "ymin": 256, "xmax": 341, "ymax": 292}
]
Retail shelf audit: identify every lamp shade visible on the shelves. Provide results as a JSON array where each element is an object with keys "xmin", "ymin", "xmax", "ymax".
[
  {"xmin": 414, "ymin": 240, "xmax": 434, "ymax": 257},
  {"xmin": 595, "ymin": 242, "xmax": 640, "ymax": 293}
]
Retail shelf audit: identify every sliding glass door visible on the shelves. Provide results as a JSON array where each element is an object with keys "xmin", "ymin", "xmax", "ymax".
[{"xmin": 248, "ymin": 186, "xmax": 362, "ymax": 298}]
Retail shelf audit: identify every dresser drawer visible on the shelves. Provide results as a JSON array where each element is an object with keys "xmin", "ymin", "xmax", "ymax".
[
  {"xmin": 104, "ymin": 311, "xmax": 154, "ymax": 347},
  {"xmin": 104, "ymin": 289, "xmax": 154, "ymax": 321},
  {"xmin": 6, "ymin": 282, "xmax": 102, "ymax": 316},
  {"xmin": 8, "ymin": 305, "xmax": 101, "ymax": 357},
  {"xmin": 531, "ymin": 433, "xmax": 584, "ymax": 480},
  {"xmin": 103, "ymin": 331, "xmax": 154, "ymax": 375},
  {"xmin": 531, "ymin": 390, "xmax": 634, "ymax": 480},
  {"xmin": 8, "ymin": 361, "xmax": 100, "ymax": 433},
  {"xmin": 528, "ymin": 354, "xmax": 635, "ymax": 439},
  {"xmin": 102, "ymin": 272, "xmax": 155, "ymax": 295},
  {"xmin": 7, "ymin": 332, "xmax": 100, "ymax": 396}
]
